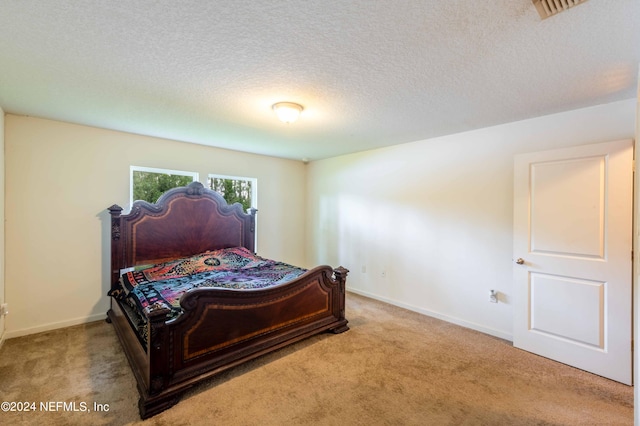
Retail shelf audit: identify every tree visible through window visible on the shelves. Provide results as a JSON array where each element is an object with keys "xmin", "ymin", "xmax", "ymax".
[
  {"xmin": 130, "ymin": 167, "xmax": 198, "ymax": 204},
  {"xmin": 129, "ymin": 167, "xmax": 256, "ymax": 214},
  {"xmin": 208, "ymin": 176, "xmax": 255, "ymax": 213}
]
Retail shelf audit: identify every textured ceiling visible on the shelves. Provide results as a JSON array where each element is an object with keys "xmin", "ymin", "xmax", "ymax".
[{"xmin": 0, "ymin": 1, "xmax": 638, "ymax": 161}]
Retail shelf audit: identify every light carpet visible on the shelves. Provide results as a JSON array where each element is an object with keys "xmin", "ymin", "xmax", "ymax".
[{"xmin": 0, "ymin": 293, "xmax": 633, "ymax": 425}]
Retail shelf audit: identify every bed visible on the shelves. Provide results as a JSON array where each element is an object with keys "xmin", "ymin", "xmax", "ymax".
[{"xmin": 106, "ymin": 182, "xmax": 349, "ymax": 419}]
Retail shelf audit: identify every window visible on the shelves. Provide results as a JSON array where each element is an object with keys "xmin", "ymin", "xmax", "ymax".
[
  {"xmin": 208, "ymin": 174, "xmax": 257, "ymax": 213},
  {"xmin": 130, "ymin": 166, "xmax": 198, "ymax": 205}
]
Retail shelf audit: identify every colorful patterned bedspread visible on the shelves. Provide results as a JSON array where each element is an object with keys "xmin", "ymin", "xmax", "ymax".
[{"xmin": 111, "ymin": 247, "xmax": 307, "ymax": 321}]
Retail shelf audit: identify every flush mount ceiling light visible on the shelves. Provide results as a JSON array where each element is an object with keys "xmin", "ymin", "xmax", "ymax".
[{"xmin": 272, "ymin": 102, "xmax": 304, "ymax": 124}]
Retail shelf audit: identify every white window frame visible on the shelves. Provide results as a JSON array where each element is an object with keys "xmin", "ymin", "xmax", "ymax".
[
  {"xmin": 207, "ymin": 174, "xmax": 258, "ymax": 211},
  {"xmin": 130, "ymin": 166, "xmax": 199, "ymax": 207},
  {"xmin": 208, "ymin": 174, "xmax": 258, "ymax": 250}
]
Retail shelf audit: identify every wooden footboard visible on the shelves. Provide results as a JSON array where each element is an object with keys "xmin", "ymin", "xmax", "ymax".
[{"xmin": 109, "ymin": 264, "xmax": 348, "ymax": 419}]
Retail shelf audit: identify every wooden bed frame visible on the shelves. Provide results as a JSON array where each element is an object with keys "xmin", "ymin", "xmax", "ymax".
[{"xmin": 106, "ymin": 182, "xmax": 349, "ymax": 419}]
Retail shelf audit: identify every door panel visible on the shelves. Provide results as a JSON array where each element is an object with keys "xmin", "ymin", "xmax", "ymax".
[
  {"xmin": 530, "ymin": 156, "xmax": 605, "ymax": 258},
  {"xmin": 530, "ymin": 273, "xmax": 604, "ymax": 348},
  {"xmin": 513, "ymin": 139, "xmax": 632, "ymax": 385}
]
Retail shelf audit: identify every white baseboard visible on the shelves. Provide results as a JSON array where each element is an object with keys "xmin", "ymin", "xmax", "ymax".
[
  {"xmin": 4, "ymin": 313, "xmax": 107, "ymax": 340},
  {"xmin": 347, "ymin": 287, "xmax": 513, "ymax": 342},
  {"xmin": 4, "ymin": 292, "xmax": 512, "ymax": 342}
]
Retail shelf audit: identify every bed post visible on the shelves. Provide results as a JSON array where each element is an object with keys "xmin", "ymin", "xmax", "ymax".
[
  {"xmin": 248, "ymin": 207, "xmax": 257, "ymax": 252},
  {"xmin": 108, "ymin": 204, "xmax": 123, "ymax": 291},
  {"xmin": 140, "ymin": 302, "xmax": 179, "ymax": 418},
  {"xmin": 330, "ymin": 266, "xmax": 350, "ymax": 334},
  {"xmin": 146, "ymin": 303, "xmax": 172, "ymax": 393}
]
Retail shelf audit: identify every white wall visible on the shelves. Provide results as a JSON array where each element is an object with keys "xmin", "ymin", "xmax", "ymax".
[
  {"xmin": 4, "ymin": 115, "xmax": 307, "ymax": 338},
  {"xmin": 306, "ymin": 99, "xmax": 637, "ymax": 340}
]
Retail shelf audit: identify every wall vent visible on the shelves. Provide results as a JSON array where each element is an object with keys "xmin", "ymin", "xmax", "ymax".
[{"xmin": 532, "ymin": 0, "xmax": 589, "ymax": 20}]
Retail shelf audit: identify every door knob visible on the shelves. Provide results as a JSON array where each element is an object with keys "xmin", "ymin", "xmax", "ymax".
[{"xmin": 515, "ymin": 258, "xmax": 525, "ymax": 265}]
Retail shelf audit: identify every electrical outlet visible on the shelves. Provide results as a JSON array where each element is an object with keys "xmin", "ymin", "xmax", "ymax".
[
  {"xmin": 361, "ymin": 265, "xmax": 366, "ymax": 273},
  {"xmin": 381, "ymin": 270, "xmax": 386, "ymax": 278},
  {"xmin": 489, "ymin": 290, "xmax": 498, "ymax": 303},
  {"xmin": 0, "ymin": 303, "xmax": 8, "ymax": 316}
]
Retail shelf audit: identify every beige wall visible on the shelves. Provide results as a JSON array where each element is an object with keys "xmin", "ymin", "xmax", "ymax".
[
  {"xmin": 4, "ymin": 115, "xmax": 307, "ymax": 337},
  {"xmin": 0, "ymin": 108, "xmax": 4, "ymax": 344},
  {"xmin": 306, "ymin": 99, "xmax": 637, "ymax": 340}
]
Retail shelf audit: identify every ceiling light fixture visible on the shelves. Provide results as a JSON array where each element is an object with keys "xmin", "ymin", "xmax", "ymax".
[{"xmin": 272, "ymin": 102, "xmax": 304, "ymax": 124}]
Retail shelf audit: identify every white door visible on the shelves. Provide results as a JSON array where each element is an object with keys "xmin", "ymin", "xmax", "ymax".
[{"xmin": 513, "ymin": 139, "xmax": 633, "ymax": 385}]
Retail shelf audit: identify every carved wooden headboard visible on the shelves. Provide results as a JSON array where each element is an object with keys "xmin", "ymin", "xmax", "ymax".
[{"xmin": 108, "ymin": 181, "xmax": 256, "ymax": 288}]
